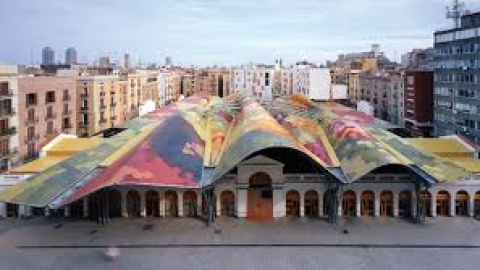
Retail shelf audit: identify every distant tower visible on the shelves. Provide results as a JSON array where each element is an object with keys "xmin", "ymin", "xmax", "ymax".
[
  {"xmin": 65, "ymin": 47, "xmax": 77, "ymax": 65},
  {"xmin": 165, "ymin": 56, "xmax": 172, "ymax": 66},
  {"xmin": 446, "ymin": 0, "xmax": 465, "ymax": 28},
  {"xmin": 42, "ymin": 47, "xmax": 55, "ymax": 65},
  {"xmin": 124, "ymin": 53, "xmax": 130, "ymax": 69}
]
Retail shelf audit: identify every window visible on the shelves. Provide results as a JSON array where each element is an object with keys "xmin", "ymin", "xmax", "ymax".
[
  {"xmin": 45, "ymin": 91, "xmax": 55, "ymax": 103},
  {"xmin": 63, "ymin": 89, "xmax": 69, "ymax": 101},
  {"xmin": 26, "ymin": 93, "xmax": 37, "ymax": 107},
  {"xmin": 46, "ymin": 121, "xmax": 54, "ymax": 135}
]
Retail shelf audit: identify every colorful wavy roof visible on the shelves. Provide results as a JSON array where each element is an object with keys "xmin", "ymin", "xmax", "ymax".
[{"xmin": 0, "ymin": 93, "xmax": 472, "ymax": 208}]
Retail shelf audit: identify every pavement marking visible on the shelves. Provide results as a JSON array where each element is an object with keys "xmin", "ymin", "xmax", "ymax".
[{"xmin": 16, "ymin": 244, "xmax": 480, "ymax": 249}]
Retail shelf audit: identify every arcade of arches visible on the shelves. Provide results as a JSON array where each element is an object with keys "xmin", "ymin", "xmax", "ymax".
[{"xmin": 4, "ymin": 172, "xmax": 480, "ymax": 221}]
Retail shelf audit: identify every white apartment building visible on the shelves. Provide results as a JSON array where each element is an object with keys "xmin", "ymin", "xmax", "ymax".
[
  {"xmin": 233, "ymin": 64, "xmax": 332, "ymax": 102},
  {"xmin": 232, "ymin": 66, "xmax": 274, "ymax": 102},
  {"xmin": 0, "ymin": 65, "xmax": 20, "ymax": 171},
  {"xmin": 158, "ymin": 71, "xmax": 180, "ymax": 105}
]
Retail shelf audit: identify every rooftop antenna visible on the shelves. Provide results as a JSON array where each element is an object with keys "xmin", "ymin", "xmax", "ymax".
[{"xmin": 446, "ymin": 0, "xmax": 465, "ymax": 28}]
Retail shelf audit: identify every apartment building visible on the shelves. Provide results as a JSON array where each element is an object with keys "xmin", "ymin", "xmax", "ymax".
[
  {"xmin": 434, "ymin": 11, "xmax": 480, "ymax": 144},
  {"xmin": 348, "ymin": 70, "xmax": 361, "ymax": 102},
  {"xmin": 158, "ymin": 71, "xmax": 180, "ymax": 105},
  {"xmin": 18, "ymin": 76, "xmax": 77, "ymax": 161},
  {"xmin": 232, "ymin": 66, "xmax": 274, "ymax": 102},
  {"xmin": 0, "ymin": 66, "xmax": 20, "ymax": 171},
  {"xmin": 404, "ymin": 71, "xmax": 434, "ymax": 137},
  {"xmin": 207, "ymin": 69, "xmax": 231, "ymax": 97},
  {"xmin": 388, "ymin": 73, "xmax": 405, "ymax": 127},
  {"xmin": 291, "ymin": 64, "xmax": 331, "ymax": 100},
  {"xmin": 77, "ymin": 75, "xmax": 119, "ymax": 137},
  {"xmin": 359, "ymin": 72, "xmax": 391, "ymax": 120}
]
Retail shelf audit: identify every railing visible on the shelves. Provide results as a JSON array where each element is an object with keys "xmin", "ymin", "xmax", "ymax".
[
  {"xmin": 25, "ymin": 135, "xmax": 40, "ymax": 143},
  {"xmin": 100, "ymin": 104, "xmax": 107, "ymax": 110},
  {"xmin": 45, "ymin": 99, "xmax": 56, "ymax": 104},
  {"xmin": 26, "ymin": 101, "xmax": 38, "ymax": 107},
  {"xmin": 99, "ymin": 118, "xmax": 107, "ymax": 124},
  {"xmin": 80, "ymin": 107, "xmax": 89, "ymax": 112},
  {"xmin": 63, "ymin": 109, "xmax": 72, "ymax": 115},
  {"xmin": 45, "ymin": 113, "xmax": 57, "ymax": 120},
  {"xmin": 110, "ymin": 115, "xmax": 117, "ymax": 121},
  {"xmin": 0, "ymin": 109, "xmax": 16, "ymax": 117},
  {"xmin": 0, "ymin": 90, "xmax": 14, "ymax": 97},
  {"xmin": 63, "ymin": 95, "xmax": 71, "ymax": 101},
  {"xmin": 0, "ymin": 147, "xmax": 18, "ymax": 158},
  {"xmin": 26, "ymin": 117, "xmax": 39, "ymax": 125},
  {"xmin": 0, "ymin": 127, "xmax": 17, "ymax": 137},
  {"xmin": 78, "ymin": 121, "xmax": 89, "ymax": 128},
  {"xmin": 80, "ymin": 93, "xmax": 89, "ymax": 98}
]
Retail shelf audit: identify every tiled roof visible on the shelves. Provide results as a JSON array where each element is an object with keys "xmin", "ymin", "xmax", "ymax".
[{"xmin": 0, "ymin": 93, "xmax": 474, "ymax": 208}]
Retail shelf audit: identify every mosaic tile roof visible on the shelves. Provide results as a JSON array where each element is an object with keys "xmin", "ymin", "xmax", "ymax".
[{"xmin": 0, "ymin": 93, "xmax": 472, "ymax": 208}]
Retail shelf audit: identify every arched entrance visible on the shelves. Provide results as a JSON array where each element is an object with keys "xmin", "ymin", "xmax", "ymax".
[
  {"xmin": 419, "ymin": 190, "xmax": 432, "ymax": 217},
  {"xmin": 399, "ymin": 190, "xmax": 412, "ymax": 218},
  {"xmin": 6, "ymin": 203, "xmax": 18, "ymax": 218},
  {"xmin": 70, "ymin": 199, "xmax": 84, "ymax": 218},
  {"xmin": 108, "ymin": 190, "xmax": 122, "ymax": 218},
  {"xmin": 436, "ymin": 190, "xmax": 450, "ymax": 216},
  {"xmin": 304, "ymin": 190, "xmax": 319, "ymax": 218},
  {"xmin": 165, "ymin": 190, "xmax": 178, "ymax": 217},
  {"xmin": 342, "ymin": 190, "xmax": 356, "ymax": 217},
  {"xmin": 247, "ymin": 172, "xmax": 273, "ymax": 220},
  {"xmin": 361, "ymin": 190, "xmax": 375, "ymax": 216},
  {"xmin": 146, "ymin": 190, "xmax": 160, "ymax": 217},
  {"xmin": 183, "ymin": 191, "xmax": 198, "ymax": 217},
  {"xmin": 126, "ymin": 190, "xmax": 141, "ymax": 217},
  {"xmin": 455, "ymin": 190, "xmax": 469, "ymax": 216},
  {"xmin": 286, "ymin": 190, "xmax": 300, "ymax": 217},
  {"xmin": 380, "ymin": 191, "xmax": 393, "ymax": 217},
  {"xmin": 475, "ymin": 191, "xmax": 480, "ymax": 218},
  {"xmin": 220, "ymin": 190, "xmax": 235, "ymax": 217}
]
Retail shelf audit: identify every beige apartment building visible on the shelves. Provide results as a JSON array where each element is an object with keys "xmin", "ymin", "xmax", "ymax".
[
  {"xmin": 0, "ymin": 66, "xmax": 20, "ymax": 171},
  {"xmin": 348, "ymin": 70, "xmax": 361, "ymax": 102},
  {"xmin": 18, "ymin": 76, "xmax": 77, "ymax": 161},
  {"xmin": 77, "ymin": 75, "xmax": 119, "ymax": 137},
  {"xmin": 207, "ymin": 68, "xmax": 231, "ymax": 97}
]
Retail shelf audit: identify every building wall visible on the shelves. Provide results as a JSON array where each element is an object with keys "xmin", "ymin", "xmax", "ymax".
[
  {"xmin": 405, "ymin": 71, "xmax": 434, "ymax": 137},
  {"xmin": 434, "ymin": 12, "xmax": 480, "ymax": 144},
  {"xmin": 18, "ymin": 76, "xmax": 77, "ymax": 161},
  {"xmin": 77, "ymin": 76, "xmax": 119, "ymax": 137},
  {"xmin": 0, "ymin": 66, "xmax": 20, "ymax": 170}
]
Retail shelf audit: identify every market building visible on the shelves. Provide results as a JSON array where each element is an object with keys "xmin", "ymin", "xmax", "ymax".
[{"xmin": 0, "ymin": 93, "xmax": 479, "ymax": 224}]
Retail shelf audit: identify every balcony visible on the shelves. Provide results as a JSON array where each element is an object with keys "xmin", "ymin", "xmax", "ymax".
[
  {"xmin": 80, "ymin": 107, "xmax": 89, "ymax": 112},
  {"xmin": 0, "ymin": 147, "xmax": 18, "ymax": 159},
  {"xmin": 0, "ymin": 90, "xmax": 14, "ymax": 98},
  {"xmin": 99, "ymin": 118, "xmax": 107, "ymax": 124},
  {"xmin": 0, "ymin": 127, "xmax": 17, "ymax": 137},
  {"xmin": 0, "ymin": 109, "xmax": 15, "ymax": 118},
  {"xmin": 26, "ymin": 117, "xmax": 39, "ymax": 126},
  {"xmin": 63, "ymin": 95, "xmax": 71, "ymax": 101},
  {"xmin": 80, "ymin": 93, "xmax": 89, "ymax": 99},
  {"xmin": 26, "ymin": 101, "xmax": 38, "ymax": 108},
  {"xmin": 110, "ymin": 115, "xmax": 117, "ymax": 121},
  {"xmin": 45, "ymin": 113, "xmax": 57, "ymax": 120},
  {"xmin": 63, "ymin": 109, "xmax": 72, "ymax": 116},
  {"xmin": 78, "ymin": 121, "xmax": 89, "ymax": 128},
  {"xmin": 25, "ymin": 135, "xmax": 40, "ymax": 143},
  {"xmin": 100, "ymin": 104, "xmax": 107, "ymax": 110}
]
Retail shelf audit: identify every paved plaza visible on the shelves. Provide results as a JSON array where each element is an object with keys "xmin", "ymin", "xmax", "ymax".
[{"xmin": 0, "ymin": 217, "xmax": 479, "ymax": 270}]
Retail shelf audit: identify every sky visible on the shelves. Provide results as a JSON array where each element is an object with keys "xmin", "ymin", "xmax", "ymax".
[{"xmin": 1, "ymin": 0, "xmax": 479, "ymax": 66}]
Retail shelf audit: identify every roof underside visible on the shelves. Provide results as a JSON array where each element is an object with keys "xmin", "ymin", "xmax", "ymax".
[{"xmin": 0, "ymin": 93, "xmax": 472, "ymax": 208}]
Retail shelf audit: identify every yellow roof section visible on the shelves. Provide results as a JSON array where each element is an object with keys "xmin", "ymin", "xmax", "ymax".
[
  {"xmin": 47, "ymin": 138, "xmax": 102, "ymax": 156},
  {"xmin": 405, "ymin": 138, "xmax": 474, "ymax": 158},
  {"xmin": 11, "ymin": 137, "xmax": 103, "ymax": 173},
  {"xmin": 10, "ymin": 156, "xmax": 70, "ymax": 173},
  {"xmin": 441, "ymin": 157, "xmax": 480, "ymax": 173}
]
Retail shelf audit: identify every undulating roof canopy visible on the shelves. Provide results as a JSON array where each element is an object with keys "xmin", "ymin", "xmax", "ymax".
[{"xmin": 0, "ymin": 93, "xmax": 472, "ymax": 208}]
